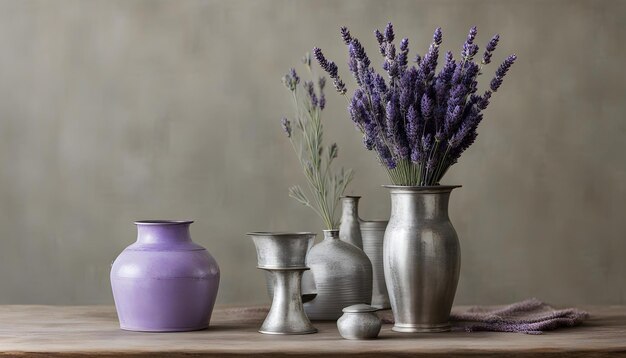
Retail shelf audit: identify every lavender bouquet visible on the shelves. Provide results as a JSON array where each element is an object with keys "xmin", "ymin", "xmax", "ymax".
[
  {"xmin": 280, "ymin": 55, "xmax": 353, "ymax": 230},
  {"xmin": 314, "ymin": 23, "xmax": 516, "ymax": 186}
]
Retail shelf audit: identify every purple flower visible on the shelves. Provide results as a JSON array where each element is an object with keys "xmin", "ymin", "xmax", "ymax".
[
  {"xmin": 490, "ymin": 54, "xmax": 517, "ymax": 91},
  {"xmin": 433, "ymin": 27, "xmax": 443, "ymax": 46},
  {"xmin": 384, "ymin": 93, "xmax": 409, "ymax": 159},
  {"xmin": 373, "ymin": 73, "xmax": 388, "ymax": 96},
  {"xmin": 282, "ymin": 68, "xmax": 300, "ymax": 91},
  {"xmin": 374, "ymin": 29, "xmax": 386, "ymax": 56},
  {"xmin": 482, "ymin": 34, "xmax": 499, "ymax": 64},
  {"xmin": 313, "ymin": 23, "xmax": 516, "ymax": 185},
  {"xmin": 384, "ymin": 22, "xmax": 394, "ymax": 43},
  {"xmin": 340, "ymin": 26, "xmax": 352, "ymax": 45},
  {"xmin": 304, "ymin": 81, "xmax": 318, "ymax": 108},
  {"xmin": 349, "ymin": 38, "xmax": 371, "ymax": 69},
  {"xmin": 313, "ymin": 47, "xmax": 347, "ymax": 94},
  {"xmin": 376, "ymin": 138, "xmax": 396, "ymax": 169},
  {"xmin": 462, "ymin": 26, "xmax": 479, "ymax": 60},
  {"xmin": 384, "ymin": 43, "xmax": 399, "ymax": 79},
  {"xmin": 290, "ymin": 68, "xmax": 300, "ymax": 85},
  {"xmin": 281, "ymin": 117, "xmax": 292, "ymax": 138},
  {"xmin": 421, "ymin": 94, "xmax": 433, "ymax": 120},
  {"xmin": 397, "ymin": 38, "xmax": 409, "ymax": 70},
  {"xmin": 406, "ymin": 105, "xmax": 421, "ymax": 161},
  {"xmin": 434, "ymin": 52, "xmax": 455, "ymax": 106},
  {"xmin": 318, "ymin": 77, "xmax": 327, "ymax": 110},
  {"xmin": 413, "ymin": 53, "xmax": 422, "ymax": 64},
  {"xmin": 477, "ymin": 90, "xmax": 491, "ymax": 110}
]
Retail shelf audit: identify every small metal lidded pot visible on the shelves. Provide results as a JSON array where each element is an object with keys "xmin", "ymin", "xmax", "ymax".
[{"xmin": 337, "ymin": 304, "xmax": 382, "ymax": 340}]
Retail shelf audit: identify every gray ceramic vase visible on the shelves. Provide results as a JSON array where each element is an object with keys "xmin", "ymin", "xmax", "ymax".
[
  {"xmin": 360, "ymin": 220, "xmax": 390, "ymax": 309},
  {"xmin": 383, "ymin": 185, "xmax": 461, "ymax": 333},
  {"xmin": 339, "ymin": 196, "xmax": 363, "ymax": 249},
  {"xmin": 304, "ymin": 229, "xmax": 373, "ymax": 320}
]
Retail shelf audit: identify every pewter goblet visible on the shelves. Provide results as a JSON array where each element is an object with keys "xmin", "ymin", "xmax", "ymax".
[{"xmin": 247, "ymin": 232, "xmax": 317, "ymax": 335}]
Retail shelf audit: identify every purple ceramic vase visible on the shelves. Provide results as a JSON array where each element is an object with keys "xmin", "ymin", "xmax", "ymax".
[{"xmin": 110, "ymin": 220, "xmax": 220, "ymax": 332}]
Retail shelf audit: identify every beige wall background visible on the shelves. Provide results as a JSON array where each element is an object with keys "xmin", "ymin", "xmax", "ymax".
[{"xmin": 0, "ymin": 0, "xmax": 624, "ymax": 306}]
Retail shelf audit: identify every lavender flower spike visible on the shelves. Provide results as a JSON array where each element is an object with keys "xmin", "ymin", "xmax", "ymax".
[
  {"xmin": 282, "ymin": 68, "xmax": 299, "ymax": 91},
  {"xmin": 433, "ymin": 27, "xmax": 443, "ymax": 46},
  {"xmin": 318, "ymin": 77, "xmax": 326, "ymax": 110},
  {"xmin": 384, "ymin": 22, "xmax": 395, "ymax": 43},
  {"xmin": 281, "ymin": 117, "xmax": 292, "ymax": 138},
  {"xmin": 313, "ymin": 47, "xmax": 347, "ymax": 94},
  {"xmin": 462, "ymin": 26, "xmax": 479, "ymax": 60},
  {"xmin": 397, "ymin": 38, "xmax": 409, "ymax": 69},
  {"xmin": 304, "ymin": 81, "xmax": 318, "ymax": 108},
  {"xmin": 490, "ymin": 54, "xmax": 517, "ymax": 92},
  {"xmin": 482, "ymin": 34, "xmax": 499, "ymax": 65},
  {"xmin": 290, "ymin": 68, "xmax": 300, "ymax": 85},
  {"xmin": 340, "ymin": 26, "xmax": 352, "ymax": 45}
]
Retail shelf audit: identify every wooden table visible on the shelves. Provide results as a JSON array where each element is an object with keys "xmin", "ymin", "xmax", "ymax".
[{"xmin": 0, "ymin": 305, "xmax": 625, "ymax": 357}]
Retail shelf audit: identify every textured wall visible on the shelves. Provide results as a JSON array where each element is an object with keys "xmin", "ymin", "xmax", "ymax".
[{"xmin": 0, "ymin": 0, "xmax": 624, "ymax": 305}]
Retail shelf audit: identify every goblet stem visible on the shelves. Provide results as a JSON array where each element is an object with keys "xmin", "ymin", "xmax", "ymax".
[{"xmin": 259, "ymin": 268, "xmax": 317, "ymax": 335}]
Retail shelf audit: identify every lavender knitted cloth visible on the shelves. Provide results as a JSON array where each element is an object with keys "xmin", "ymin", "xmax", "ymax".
[{"xmin": 380, "ymin": 298, "xmax": 588, "ymax": 334}]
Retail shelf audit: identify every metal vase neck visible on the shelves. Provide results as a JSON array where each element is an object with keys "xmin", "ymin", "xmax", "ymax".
[
  {"xmin": 135, "ymin": 220, "xmax": 193, "ymax": 245},
  {"xmin": 323, "ymin": 229, "xmax": 340, "ymax": 240},
  {"xmin": 341, "ymin": 196, "xmax": 360, "ymax": 218},
  {"xmin": 385, "ymin": 186, "xmax": 460, "ymax": 221}
]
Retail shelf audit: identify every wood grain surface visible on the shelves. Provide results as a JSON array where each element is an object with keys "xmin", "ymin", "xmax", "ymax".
[{"xmin": 0, "ymin": 305, "xmax": 625, "ymax": 357}]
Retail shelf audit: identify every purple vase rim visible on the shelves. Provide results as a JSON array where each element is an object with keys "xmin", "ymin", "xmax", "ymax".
[{"xmin": 134, "ymin": 220, "xmax": 194, "ymax": 225}]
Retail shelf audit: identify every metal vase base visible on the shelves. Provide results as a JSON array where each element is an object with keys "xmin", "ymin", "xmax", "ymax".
[
  {"xmin": 392, "ymin": 322, "xmax": 451, "ymax": 333},
  {"xmin": 259, "ymin": 267, "xmax": 317, "ymax": 335}
]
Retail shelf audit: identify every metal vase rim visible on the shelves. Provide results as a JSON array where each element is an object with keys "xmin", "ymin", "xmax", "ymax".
[
  {"xmin": 246, "ymin": 231, "xmax": 316, "ymax": 236},
  {"xmin": 382, "ymin": 185, "xmax": 462, "ymax": 192}
]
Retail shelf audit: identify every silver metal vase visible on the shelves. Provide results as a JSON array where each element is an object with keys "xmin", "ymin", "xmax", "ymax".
[
  {"xmin": 304, "ymin": 229, "xmax": 373, "ymax": 320},
  {"xmin": 247, "ymin": 232, "xmax": 317, "ymax": 335},
  {"xmin": 339, "ymin": 196, "xmax": 363, "ymax": 249},
  {"xmin": 360, "ymin": 220, "xmax": 390, "ymax": 309},
  {"xmin": 383, "ymin": 185, "xmax": 461, "ymax": 333}
]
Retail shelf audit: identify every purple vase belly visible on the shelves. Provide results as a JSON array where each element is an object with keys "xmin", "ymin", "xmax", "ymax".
[
  {"xmin": 110, "ymin": 221, "xmax": 220, "ymax": 332},
  {"xmin": 111, "ymin": 250, "xmax": 220, "ymax": 332}
]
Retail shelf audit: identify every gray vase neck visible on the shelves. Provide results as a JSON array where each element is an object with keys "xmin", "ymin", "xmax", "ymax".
[
  {"xmin": 387, "ymin": 187, "xmax": 458, "ymax": 221},
  {"xmin": 341, "ymin": 196, "xmax": 360, "ymax": 219},
  {"xmin": 323, "ymin": 230, "xmax": 340, "ymax": 241}
]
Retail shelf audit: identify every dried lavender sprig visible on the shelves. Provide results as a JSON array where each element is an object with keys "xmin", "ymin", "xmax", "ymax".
[
  {"xmin": 280, "ymin": 60, "xmax": 353, "ymax": 229},
  {"xmin": 281, "ymin": 117, "xmax": 292, "ymax": 138},
  {"xmin": 461, "ymin": 26, "xmax": 479, "ymax": 61},
  {"xmin": 282, "ymin": 68, "xmax": 300, "ymax": 91},
  {"xmin": 340, "ymin": 26, "xmax": 352, "ymax": 45},
  {"xmin": 374, "ymin": 29, "xmax": 386, "ymax": 56},
  {"xmin": 397, "ymin": 38, "xmax": 409, "ymax": 71},
  {"xmin": 419, "ymin": 28, "xmax": 443, "ymax": 82},
  {"xmin": 490, "ymin": 54, "xmax": 517, "ymax": 91},
  {"xmin": 304, "ymin": 81, "xmax": 318, "ymax": 108},
  {"xmin": 482, "ymin": 34, "xmax": 499, "ymax": 65},
  {"xmin": 313, "ymin": 47, "xmax": 347, "ymax": 94},
  {"xmin": 384, "ymin": 22, "xmax": 394, "ymax": 43},
  {"xmin": 318, "ymin": 77, "xmax": 326, "ymax": 109}
]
